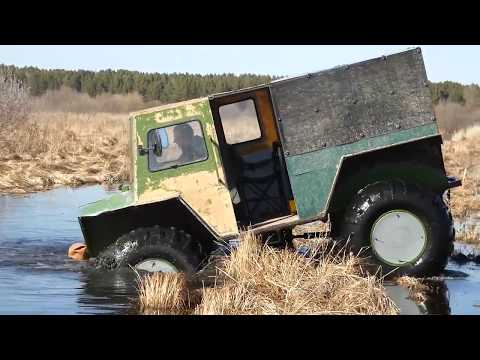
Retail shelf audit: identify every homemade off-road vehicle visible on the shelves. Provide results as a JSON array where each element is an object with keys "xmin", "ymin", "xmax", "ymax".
[{"xmin": 78, "ymin": 48, "xmax": 461, "ymax": 278}]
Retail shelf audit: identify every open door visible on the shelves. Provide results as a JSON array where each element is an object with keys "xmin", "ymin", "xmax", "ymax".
[{"xmin": 210, "ymin": 87, "xmax": 295, "ymax": 227}]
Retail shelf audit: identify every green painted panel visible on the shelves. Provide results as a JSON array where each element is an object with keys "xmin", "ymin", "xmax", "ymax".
[
  {"xmin": 134, "ymin": 100, "xmax": 218, "ymax": 197},
  {"xmin": 79, "ymin": 190, "xmax": 135, "ymax": 217},
  {"xmin": 286, "ymin": 123, "xmax": 439, "ymax": 219}
]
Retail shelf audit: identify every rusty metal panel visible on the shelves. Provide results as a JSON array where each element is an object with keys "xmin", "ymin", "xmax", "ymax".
[{"xmin": 270, "ymin": 48, "xmax": 435, "ymax": 156}]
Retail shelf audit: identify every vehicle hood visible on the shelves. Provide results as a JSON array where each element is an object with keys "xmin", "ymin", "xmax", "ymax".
[{"xmin": 79, "ymin": 190, "xmax": 135, "ymax": 217}]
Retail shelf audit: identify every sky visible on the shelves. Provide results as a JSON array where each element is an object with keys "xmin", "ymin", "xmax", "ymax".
[{"xmin": 0, "ymin": 45, "xmax": 479, "ymax": 84}]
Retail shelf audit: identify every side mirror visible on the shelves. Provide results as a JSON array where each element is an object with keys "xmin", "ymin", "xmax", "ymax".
[
  {"xmin": 153, "ymin": 139, "xmax": 162, "ymax": 156},
  {"xmin": 152, "ymin": 130, "xmax": 163, "ymax": 156},
  {"xmin": 139, "ymin": 128, "xmax": 169, "ymax": 157}
]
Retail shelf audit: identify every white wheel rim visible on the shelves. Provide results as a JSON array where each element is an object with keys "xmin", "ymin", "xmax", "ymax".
[
  {"xmin": 134, "ymin": 258, "xmax": 179, "ymax": 273},
  {"xmin": 370, "ymin": 210, "xmax": 427, "ymax": 266}
]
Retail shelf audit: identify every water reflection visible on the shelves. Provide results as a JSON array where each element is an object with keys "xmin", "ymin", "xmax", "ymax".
[
  {"xmin": 1, "ymin": 185, "xmax": 480, "ymax": 315},
  {"xmin": 76, "ymin": 267, "xmax": 139, "ymax": 315},
  {"xmin": 386, "ymin": 264, "xmax": 480, "ymax": 315},
  {"xmin": 419, "ymin": 279, "xmax": 451, "ymax": 315}
]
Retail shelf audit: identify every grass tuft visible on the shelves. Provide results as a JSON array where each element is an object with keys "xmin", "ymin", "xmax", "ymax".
[{"xmin": 138, "ymin": 231, "xmax": 399, "ymax": 315}]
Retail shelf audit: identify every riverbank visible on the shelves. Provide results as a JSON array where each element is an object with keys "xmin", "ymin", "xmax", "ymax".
[
  {"xmin": 0, "ymin": 111, "xmax": 129, "ymax": 194},
  {"xmin": 0, "ymin": 112, "xmax": 478, "ymax": 245},
  {"xmin": 442, "ymin": 125, "xmax": 480, "ymax": 245},
  {"xmin": 4, "ymin": 184, "xmax": 480, "ymax": 315},
  {"xmin": 138, "ymin": 231, "xmax": 399, "ymax": 315}
]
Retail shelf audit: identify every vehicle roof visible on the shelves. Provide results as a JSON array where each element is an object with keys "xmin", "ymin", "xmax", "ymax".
[
  {"xmin": 129, "ymin": 96, "xmax": 208, "ymax": 118},
  {"xmin": 130, "ymin": 47, "xmax": 420, "ymax": 117},
  {"xmin": 208, "ymin": 82, "xmax": 271, "ymax": 99},
  {"xmin": 269, "ymin": 47, "xmax": 421, "ymax": 86}
]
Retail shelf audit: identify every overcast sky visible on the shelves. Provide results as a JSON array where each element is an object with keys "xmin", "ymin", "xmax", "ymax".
[{"xmin": 1, "ymin": 45, "xmax": 479, "ymax": 84}]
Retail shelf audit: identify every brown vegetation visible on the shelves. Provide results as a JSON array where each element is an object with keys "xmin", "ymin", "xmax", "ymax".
[
  {"xmin": 0, "ymin": 86, "xmax": 163, "ymax": 194},
  {"xmin": 0, "ymin": 80, "xmax": 478, "ymax": 247},
  {"xmin": 433, "ymin": 101, "xmax": 480, "ymax": 245},
  {"xmin": 0, "ymin": 112, "xmax": 129, "ymax": 194},
  {"xmin": 31, "ymin": 87, "xmax": 162, "ymax": 114},
  {"xmin": 455, "ymin": 223, "xmax": 479, "ymax": 245},
  {"xmin": 443, "ymin": 126, "xmax": 480, "ymax": 220},
  {"xmin": 435, "ymin": 101, "xmax": 480, "ymax": 138},
  {"xmin": 138, "ymin": 273, "xmax": 196, "ymax": 315},
  {"xmin": 0, "ymin": 73, "xmax": 31, "ymax": 129},
  {"xmin": 395, "ymin": 276, "xmax": 450, "ymax": 314},
  {"xmin": 441, "ymin": 125, "xmax": 480, "ymax": 246},
  {"xmin": 395, "ymin": 276, "xmax": 430, "ymax": 303},
  {"xmin": 137, "ymin": 231, "xmax": 399, "ymax": 315}
]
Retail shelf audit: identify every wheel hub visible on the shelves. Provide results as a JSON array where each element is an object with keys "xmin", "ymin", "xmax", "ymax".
[
  {"xmin": 370, "ymin": 210, "xmax": 427, "ymax": 266},
  {"xmin": 134, "ymin": 258, "xmax": 179, "ymax": 273}
]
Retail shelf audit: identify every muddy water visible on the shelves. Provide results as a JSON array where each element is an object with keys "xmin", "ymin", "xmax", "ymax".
[
  {"xmin": 1, "ymin": 185, "xmax": 480, "ymax": 315},
  {"xmin": 0, "ymin": 186, "xmax": 138, "ymax": 314}
]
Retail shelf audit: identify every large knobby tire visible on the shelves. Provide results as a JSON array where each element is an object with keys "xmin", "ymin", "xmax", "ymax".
[
  {"xmin": 95, "ymin": 226, "xmax": 203, "ymax": 276},
  {"xmin": 331, "ymin": 180, "xmax": 454, "ymax": 278}
]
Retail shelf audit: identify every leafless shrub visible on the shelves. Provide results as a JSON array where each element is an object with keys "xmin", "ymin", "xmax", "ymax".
[
  {"xmin": 0, "ymin": 112, "xmax": 129, "ymax": 194},
  {"xmin": 435, "ymin": 101, "xmax": 480, "ymax": 138},
  {"xmin": 443, "ymin": 125, "xmax": 480, "ymax": 220},
  {"xmin": 31, "ymin": 87, "xmax": 162, "ymax": 114},
  {"xmin": 0, "ymin": 72, "xmax": 31, "ymax": 127}
]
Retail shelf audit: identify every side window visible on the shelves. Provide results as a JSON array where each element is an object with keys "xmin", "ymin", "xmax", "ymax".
[
  {"xmin": 219, "ymin": 99, "xmax": 262, "ymax": 144},
  {"xmin": 148, "ymin": 120, "xmax": 208, "ymax": 172}
]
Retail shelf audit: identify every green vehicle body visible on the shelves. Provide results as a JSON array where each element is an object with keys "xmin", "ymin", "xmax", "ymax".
[{"xmin": 78, "ymin": 48, "xmax": 460, "ymax": 259}]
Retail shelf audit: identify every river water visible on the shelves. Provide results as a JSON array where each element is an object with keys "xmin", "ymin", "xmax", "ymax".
[
  {"xmin": 0, "ymin": 185, "xmax": 479, "ymax": 315},
  {"xmin": 0, "ymin": 186, "xmax": 138, "ymax": 315}
]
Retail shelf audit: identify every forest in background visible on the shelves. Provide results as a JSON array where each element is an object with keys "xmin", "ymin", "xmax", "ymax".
[
  {"xmin": 0, "ymin": 64, "xmax": 276, "ymax": 103},
  {"xmin": 0, "ymin": 64, "xmax": 479, "ymax": 246},
  {"xmin": 2, "ymin": 64, "xmax": 480, "ymax": 106},
  {"xmin": 2, "ymin": 63, "xmax": 480, "ymax": 135}
]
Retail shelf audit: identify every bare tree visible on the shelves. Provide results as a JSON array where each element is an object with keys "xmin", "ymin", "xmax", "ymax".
[{"xmin": 0, "ymin": 72, "xmax": 31, "ymax": 127}]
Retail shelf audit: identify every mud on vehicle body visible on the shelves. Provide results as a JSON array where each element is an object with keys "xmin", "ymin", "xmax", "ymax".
[{"xmin": 78, "ymin": 48, "xmax": 461, "ymax": 278}]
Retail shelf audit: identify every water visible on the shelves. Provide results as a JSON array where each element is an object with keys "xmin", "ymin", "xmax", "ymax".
[
  {"xmin": 385, "ymin": 263, "xmax": 480, "ymax": 315},
  {"xmin": 0, "ymin": 186, "xmax": 139, "ymax": 315},
  {"xmin": 1, "ymin": 185, "xmax": 480, "ymax": 315}
]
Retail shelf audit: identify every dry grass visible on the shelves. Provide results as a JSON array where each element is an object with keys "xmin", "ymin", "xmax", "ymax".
[
  {"xmin": 0, "ymin": 73, "xmax": 31, "ymax": 127},
  {"xmin": 137, "ymin": 231, "xmax": 399, "ymax": 315},
  {"xmin": 0, "ymin": 86, "xmax": 478, "ymax": 249},
  {"xmin": 435, "ymin": 102, "xmax": 480, "ymax": 138},
  {"xmin": 0, "ymin": 111, "xmax": 129, "ymax": 194},
  {"xmin": 395, "ymin": 276, "xmax": 429, "ymax": 303},
  {"xmin": 442, "ymin": 125, "xmax": 480, "ymax": 246},
  {"xmin": 138, "ymin": 272, "xmax": 200, "ymax": 315},
  {"xmin": 31, "ymin": 87, "xmax": 162, "ymax": 114},
  {"xmin": 442, "ymin": 125, "xmax": 480, "ymax": 219},
  {"xmin": 395, "ymin": 276, "xmax": 450, "ymax": 314},
  {"xmin": 455, "ymin": 223, "xmax": 479, "ymax": 245},
  {"xmin": 0, "ymin": 88, "xmax": 165, "ymax": 195}
]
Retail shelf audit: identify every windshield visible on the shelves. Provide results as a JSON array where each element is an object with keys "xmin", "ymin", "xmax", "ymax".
[{"xmin": 147, "ymin": 120, "xmax": 208, "ymax": 171}]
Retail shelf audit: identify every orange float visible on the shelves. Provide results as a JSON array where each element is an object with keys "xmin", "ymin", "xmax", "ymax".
[{"xmin": 68, "ymin": 243, "xmax": 88, "ymax": 261}]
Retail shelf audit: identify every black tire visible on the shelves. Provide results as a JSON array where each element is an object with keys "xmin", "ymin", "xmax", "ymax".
[
  {"xmin": 95, "ymin": 225, "xmax": 203, "ymax": 276},
  {"xmin": 331, "ymin": 180, "xmax": 454, "ymax": 278}
]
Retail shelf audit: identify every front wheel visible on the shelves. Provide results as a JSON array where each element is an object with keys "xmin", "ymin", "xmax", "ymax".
[
  {"xmin": 95, "ymin": 226, "xmax": 203, "ymax": 276},
  {"xmin": 331, "ymin": 181, "xmax": 454, "ymax": 278}
]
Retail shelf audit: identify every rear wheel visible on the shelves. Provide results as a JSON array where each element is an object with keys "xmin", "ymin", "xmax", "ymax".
[
  {"xmin": 95, "ymin": 226, "xmax": 203, "ymax": 276},
  {"xmin": 331, "ymin": 180, "xmax": 454, "ymax": 278}
]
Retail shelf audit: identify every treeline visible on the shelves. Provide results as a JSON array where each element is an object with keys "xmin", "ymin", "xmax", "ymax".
[
  {"xmin": 2, "ymin": 64, "xmax": 480, "ymax": 108},
  {"xmin": 0, "ymin": 64, "xmax": 277, "ymax": 103},
  {"xmin": 430, "ymin": 81, "xmax": 480, "ymax": 107}
]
